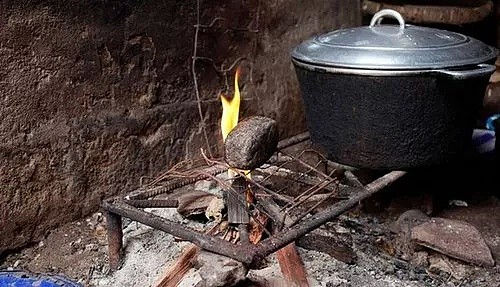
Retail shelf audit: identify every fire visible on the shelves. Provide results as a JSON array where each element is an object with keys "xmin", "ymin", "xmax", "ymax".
[
  {"xmin": 220, "ymin": 68, "xmax": 254, "ymax": 204},
  {"xmin": 220, "ymin": 68, "xmax": 241, "ymax": 142}
]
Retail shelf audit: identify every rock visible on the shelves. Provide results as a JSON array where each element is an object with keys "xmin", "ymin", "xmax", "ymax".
[
  {"xmin": 194, "ymin": 179, "xmax": 223, "ymax": 197},
  {"xmin": 195, "ymin": 250, "xmax": 248, "ymax": 287},
  {"xmin": 438, "ymin": 197, "xmax": 500, "ymax": 263},
  {"xmin": 389, "ymin": 209, "xmax": 431, "ymax": 261},
  {"xmin": 178, "ymin": 269, "xmax": 204, "ymax": 287},
  {"xmin": 247, "ymin": 264, "xmax": 320, "ymax": 287},
  {"xmin": 224, "ymin": 116, "xmax": 279, "ymax": 170},
  {"xmin": 205, "ymin": 197, "xmax": 225, "ymax": 223},
  {"xmin": 389, "ymin": 209, "xmax": 430, "ymax": 234},
  {"xmin": 387, "ymin": 191, "xmax": 434, "ymax": 218},
  {"xmin": 411, "ymin": 217, "xmax": 495, "ymax": 267}
]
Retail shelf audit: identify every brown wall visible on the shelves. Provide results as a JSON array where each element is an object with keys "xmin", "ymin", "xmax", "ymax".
[{"xmin": 0, "ymin": 0, "xmax": 360, "ymax": 253}]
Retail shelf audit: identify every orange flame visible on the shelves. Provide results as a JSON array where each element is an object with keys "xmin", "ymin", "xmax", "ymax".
[{"xmin": 221, "ymin": 68, "xmax": 241, "ymax": 142}]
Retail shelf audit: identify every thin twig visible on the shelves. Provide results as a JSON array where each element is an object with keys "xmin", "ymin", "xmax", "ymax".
[
  {"xmin": 196, "ymin": 17, "xmax": 225, "ymax": 28},
  {"xmin": 192, "ymin": 0, "xmax": 213, "ymax": 158},
  {"xmin": 283, "ymin": 175, "xmax": 338, "ymax": 213},
  {"xmin": 280, "ymin": 151, "xmax": 332, "ymax": 180},
  {"xmin": 287, "ymin": 189, "xmax": 338, "ymax": 228}
]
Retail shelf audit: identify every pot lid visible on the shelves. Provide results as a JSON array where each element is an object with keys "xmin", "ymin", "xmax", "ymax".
[{"xmin": 291, "ymin": 9, "xmax": 498, "ymax": 70}]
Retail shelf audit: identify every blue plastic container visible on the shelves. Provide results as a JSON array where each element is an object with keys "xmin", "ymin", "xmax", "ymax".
[
  {"xmin": 472, "ymin": 129, "xmax": 496, "ymax": 156},
  {"xmin": 0, "ymin": 270, "xmax": 82, "ymax": 287}
]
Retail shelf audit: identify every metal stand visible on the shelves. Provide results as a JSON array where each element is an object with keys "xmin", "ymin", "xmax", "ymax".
[{"xmin": 101, "ymin": 133, "xmax": 406, "ymax": 269}]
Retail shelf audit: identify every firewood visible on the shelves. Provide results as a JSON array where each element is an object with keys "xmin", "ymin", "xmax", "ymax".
[
  {"xmin": 154, "ymin": 224, "xmax": 219, "ymax": 287},
  {"xmin": 154, "ymin": 244, "xmax": 199, "ymax": 287},
  {"xmin": 260, "ymin": 198, "xmax": 310, "ymax": 287},
  {"xmin": 249, "ymin": 211, "xmax": 268, "ymax": 244},
  {"xmin": 226, "ymin": 176, "xmax": 250, "ymax": 224},
  {"xmin": 276, "ymin": 243, "xmax": 310, "ymax": 287}
]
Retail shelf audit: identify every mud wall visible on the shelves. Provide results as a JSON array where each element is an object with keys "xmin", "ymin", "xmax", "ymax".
[{"xmin": 0, "ymin": 0, "xmax": 360, "ymax": 253}]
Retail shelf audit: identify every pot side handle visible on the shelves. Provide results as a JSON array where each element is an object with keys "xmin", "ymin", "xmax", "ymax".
[{"xmin": 434, "ymin": 64, "xmax": 496, "ymax": 80}]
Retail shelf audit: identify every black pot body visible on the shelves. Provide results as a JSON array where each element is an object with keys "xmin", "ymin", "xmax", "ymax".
[{"xmin": 294, "ymin": 65, "xmax": 490, "ymax": 170}]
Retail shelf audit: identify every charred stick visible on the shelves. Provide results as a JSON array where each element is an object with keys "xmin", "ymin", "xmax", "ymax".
[
  {"xmin": 287, "ymin": 190, "xmax": 338, "ymax": 228},
  {"xmin": 124, "ymin": 199, "xmax": 179, "ymax": 208},
  {"xmin": 127, "ymin": 165, "xmax": 227, "ymax": 200},
  {"xmin": 251, "ymin": 171, "xmax": 406, "ymax": 263},
  {"xmin": 154, "ymin": 224, "xmax": 221, "ymax": 287},
  {"xmin": 277, "ymin": 132, "xmax": 310, "ymax": 150},
  {"xmin": 102, "ymin": 200, "xmax": 255, "ymax": 265},
  {"xmin": 259, "ymin": 198, "xmax": 289, "ymax": 231},
  {"xmin": 105, "ymin": 211, "xmax": 123, "ymax": 270},
  {"xmin": 276, "ymin": 243, "xmax": 310, "ymax": 287},
  {"xmin": 260, "ymin": 198, "xmax": 310, "ymax": 286},
  {"xmin": 344, "ymin": 170, "xmax": 363, "ymax": 187},
  {"xmin": 326, "ymin": 160, "xmax": 357, "ymax": 172},
  {"xmin": 257, "ymin": 165, "xmax": 338, "ymax": 193}
]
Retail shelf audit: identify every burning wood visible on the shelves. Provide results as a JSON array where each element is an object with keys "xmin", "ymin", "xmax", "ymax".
[{"xmin": 220, "ymin": 68, "xmax": 253, "ymax": 223}]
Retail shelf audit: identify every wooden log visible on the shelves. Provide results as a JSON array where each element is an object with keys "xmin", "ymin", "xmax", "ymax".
[
  {"xmin": 276, "ymin": 243, "xmax": 310, "ymax": 287},
  {"xmin": 154, "ymin": 224, "xmax": 219, "ymax": 287},
  {"xmin": 154, "ymin": 245, "xmax": 199, "ymax": 287},
  {"xmin": 226, "ymin": 176, "xmax": 250, "ymax": 224},
  {"xmin": 260, "ymin": 198, "xmax": 310, "ymax": 287}
]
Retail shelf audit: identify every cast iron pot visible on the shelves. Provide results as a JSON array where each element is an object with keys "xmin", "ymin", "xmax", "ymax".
[{"xmin": 291, "ymin": 9, "xmax": 498, "ymax": 170}]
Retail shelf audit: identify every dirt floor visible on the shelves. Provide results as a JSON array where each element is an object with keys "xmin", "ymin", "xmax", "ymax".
[
  {"xmin": 1, "ymin": 181, "xmax": 499, "ymax": 287},
  {"xmin": 1, "ymin": 141, "xmax": 499, "ymax": 287}
]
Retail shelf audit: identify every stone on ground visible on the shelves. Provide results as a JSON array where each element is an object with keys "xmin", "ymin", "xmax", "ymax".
[
  {"xmin": 411, "ymin": 217, "xmax": 494, "ymax": 267},
  {"xmin": 195, "ymin": 250, "xmax": 248, "ymax": 286}
]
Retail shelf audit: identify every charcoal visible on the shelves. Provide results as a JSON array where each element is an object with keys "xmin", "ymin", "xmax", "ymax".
[
  {"xmin": 296, "ymin": 233, "xmax": 357, "ymax": 264},
  {"xmin": 224, "ymin": 116, "xmax": 279, "ymax": 170}
]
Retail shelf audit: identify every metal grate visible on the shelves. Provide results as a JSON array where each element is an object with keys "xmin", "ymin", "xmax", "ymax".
[{"xmin": 101, "ymin": 132, "xmax": 406, "ymax": 269}]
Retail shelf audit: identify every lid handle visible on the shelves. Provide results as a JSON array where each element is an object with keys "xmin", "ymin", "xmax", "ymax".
[{"xmin": 369, "ymin": 9, "xmax": 405, "ymax": 30}]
